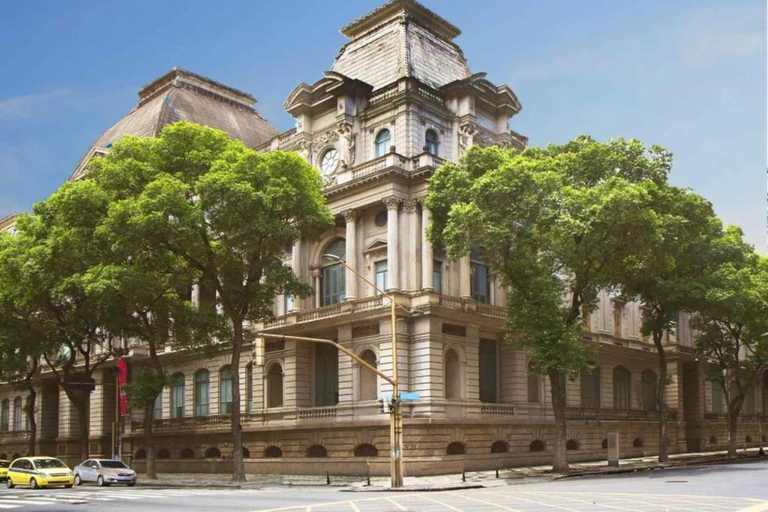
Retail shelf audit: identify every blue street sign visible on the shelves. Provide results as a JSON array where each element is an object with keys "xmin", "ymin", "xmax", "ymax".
[{"xmin": 400, "ymin": 392, "xmax": 420, "ymax": 401}]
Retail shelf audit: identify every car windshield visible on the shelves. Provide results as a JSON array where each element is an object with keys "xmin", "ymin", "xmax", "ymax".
[
  {"xmin": 34, "ymin": 459, "xmax": 67, "ymax": 469},
  {"xmin": 0, "ymin": 461, "xmax": 8, "ymax": 468},
  {"xmin": 99, "ymin": 461, "xmax": 129, "ymax": 469}
]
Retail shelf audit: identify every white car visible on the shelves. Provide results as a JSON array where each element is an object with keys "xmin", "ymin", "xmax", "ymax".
[{"xmin": 73, "ymin": 459, "xmax": 137, "ymax": 487}]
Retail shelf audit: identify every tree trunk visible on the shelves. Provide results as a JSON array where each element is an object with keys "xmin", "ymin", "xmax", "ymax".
[
  {"xmin": 229, "ymin": 320, "xmax": 246, "ymax": 482},
  {"xmin": 74, "ymin": 394, "xmax": 90, "ymax": 462},
  {"xmin": 548, "ymin": 369, "xmax": 569, "ymax": 473},
  {"xmin": 653, "ymin": 331, "xmax": 669, "ymax": 463},
  {"xmin": 25, "ymin": 388, "xmax": 37, "ymax": 457},
  {"xmin": 727, "ymin": 406, "xmax": 738, "ymax": 458},
  {"xmin": 143, "ymin": 400, "xmax": 157, "ymax": 479}
]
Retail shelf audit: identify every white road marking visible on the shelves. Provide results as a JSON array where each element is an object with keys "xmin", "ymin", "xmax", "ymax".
[
  {"xmin": 385, "ymin": 497, "xmax": 408, "ymax": 511},
  {"xmin": 453, "ymin": 492, "xmax": 525, "ymax": 512},
  {"xmin": 736, "ymin": 504, "xmax": 768, "ymax": 512}
]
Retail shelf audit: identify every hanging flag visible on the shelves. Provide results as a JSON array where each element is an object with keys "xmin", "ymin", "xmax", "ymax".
[{"xmin": 116, "ymin": 358, "xmax": 129, "ymax": 416}]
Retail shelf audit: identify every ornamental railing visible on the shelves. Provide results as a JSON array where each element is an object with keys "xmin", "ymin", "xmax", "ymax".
[
  {"xmin": 565, "ymin": 408, "xmax": 669, "ymax": 421},
  {"xmin": 297, "ymin": 406, "xmax": 338, "ymax": 420},
  {"xmin": 481, "ymin": 404, "xmax": 515, "ymax": 416}
]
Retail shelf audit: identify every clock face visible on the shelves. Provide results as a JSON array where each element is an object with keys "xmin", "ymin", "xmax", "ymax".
[{"xmin": 320, "ymin": 148, "xmax": 339, "ymax": 176}]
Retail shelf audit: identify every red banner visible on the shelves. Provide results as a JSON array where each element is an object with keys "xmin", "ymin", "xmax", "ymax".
[{"xmin": 116, "ymin": 358, "xmax": 129, "ymax": 416}]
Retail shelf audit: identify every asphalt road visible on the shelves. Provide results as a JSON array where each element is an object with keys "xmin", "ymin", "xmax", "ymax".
[{"xmin": 1, "ymin": 460, "xmax": 766, "ymax": 512}]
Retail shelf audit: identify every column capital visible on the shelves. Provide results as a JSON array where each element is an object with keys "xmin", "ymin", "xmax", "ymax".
[
  {"xmin": 383, "ymin": 196, "xmax": 402, "ymax": 211},
  {"xmin": 342, "ymin": 209, "xmax": 360, "ymax": 222},
  {"xmin": 402, "ymin": 198, "xmax": 418, "ymax": 213}
]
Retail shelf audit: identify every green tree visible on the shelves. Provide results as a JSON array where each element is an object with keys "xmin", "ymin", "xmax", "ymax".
[
  {"xmin": 616, "ymin": 184, "xmax": 727, "ymax": 462},
  {"xmin": 93, "ymin": 122, "xmax": 333, "ymax": 481},
  {"xmin": 426, "ymin": 137, "xmax": 670, "ymax": 472},
  {"xmin": 694, "ymin": 238, "xmax": 768, "ymax": 458},
  {"xmin": 0, "ymin": 183, "xmax": 127, "ymax": 462}
]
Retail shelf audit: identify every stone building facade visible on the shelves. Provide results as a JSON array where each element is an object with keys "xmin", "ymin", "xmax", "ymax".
[{"xmin": 1, "ymin": 0, "xmax": 765, "ymax": 475}]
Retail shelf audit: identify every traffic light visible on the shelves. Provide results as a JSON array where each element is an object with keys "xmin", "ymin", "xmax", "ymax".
[
  {"xmin": 378, "ymin": 398, "xmax": 386, "ymax": 414},
  {"xmin": 388, "ymin": 397, "xmax": 398, "ymax": 414}
]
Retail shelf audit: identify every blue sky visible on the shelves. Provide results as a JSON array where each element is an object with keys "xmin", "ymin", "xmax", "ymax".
[{"xmin": 1, "ymin": 0, "xmax": 765, "ymax": 249}]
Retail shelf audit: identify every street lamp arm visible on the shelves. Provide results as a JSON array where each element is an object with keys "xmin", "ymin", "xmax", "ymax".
[{"xmin": 255, "ymin": 332, "xmax": 396, "ymax": 388}]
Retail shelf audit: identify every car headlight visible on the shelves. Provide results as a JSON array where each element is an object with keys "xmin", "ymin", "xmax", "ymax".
[{"xmin": 68, "ymin": 471, "xmax": 74, "ymax": 477}]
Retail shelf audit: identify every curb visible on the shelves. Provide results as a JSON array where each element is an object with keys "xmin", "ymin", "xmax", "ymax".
[{"xmin": 344, "ymin": 484, "xmax": 485, "ymax": 493}]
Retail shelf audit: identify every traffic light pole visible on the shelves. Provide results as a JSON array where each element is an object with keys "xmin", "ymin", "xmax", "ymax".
[{"xmin": 255, "ymin": 331, "xmax": 403, "ymax": 487}]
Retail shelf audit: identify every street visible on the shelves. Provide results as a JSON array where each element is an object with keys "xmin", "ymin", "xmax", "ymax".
[{"xmin": 0, "ymin": 460, "xmax": 766, "ymax": 512}]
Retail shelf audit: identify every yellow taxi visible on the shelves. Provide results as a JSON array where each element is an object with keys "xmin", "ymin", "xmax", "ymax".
[
  {"xmin": 0, "ymin": 460, "xmax": 8, "ymax": 481},
  {"xmin": 5, "ymin": 457, "xmax": 74, "ymax": 489}
]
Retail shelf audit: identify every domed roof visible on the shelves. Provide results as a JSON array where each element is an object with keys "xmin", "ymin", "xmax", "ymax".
[
  {"xmin": 70, "ymin": 68, "xmax": 279, "ymax": 180},
  {"xmin": 331, "ymin": 0, "xmax": 471, "ymax": 91}
]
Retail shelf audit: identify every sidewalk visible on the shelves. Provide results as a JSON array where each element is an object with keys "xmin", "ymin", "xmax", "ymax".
[{"xmin": 136, "ymin": 448, "xmax": 766, "ymax": 491}]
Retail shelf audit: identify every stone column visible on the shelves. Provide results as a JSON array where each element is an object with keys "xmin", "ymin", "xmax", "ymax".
[
  {"xmin": 421, "ymin": 201, "xmax": 433, "ymax": 290},
  {"xmin": 343, "ymin": 210, "xmax": 359, "ymax": 300},
  {"xmin": 384, "ymin": 196, "xmax": 401, "ymax": 291},
  {"xmin": 311, "ymin": 268, "xmax": 321, "ymax": 308},
  {"xmin": 402, "ymin": 199, "xmax": 419, "ymax": 291},
  {"xmin": 191, "ymin": 283, "xmax": 200, "ymax": 308},
  {"xmin": 459, "ymin": 256, "xmax": 471, "ymax": 299},
  {"xmin": 289, "ymin": 238, "xmax": 302, "ymax": 311}
]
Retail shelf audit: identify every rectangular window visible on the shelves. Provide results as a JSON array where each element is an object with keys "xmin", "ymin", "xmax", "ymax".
[
  {"xmin": 315, "ymin": 345, "xmax": 339, "ymax": 406},
  {"xmin": 322, "ymin": 264, "xmax": 345, "ymax": 306},
  {"xmin": 13, "ymin": 400, "xmax": 22, "ymax": 431},
  {"xmin": 745, "ymin": 385, "xmax": 755, "ymax": 415},
  {"xmin": 471, "ymin": 263, "xmax": 491, "ymax": 303},
  {"xmin": 246, "ymin": 365, "xmax": 254, "ymax": 414},
  {"xmin": 284, "ymin": 293, "xmax": 292, "ymax": 314},
  {"xmin": 375, "ymin": 260, "xmax": 388, "ymax": 295},
  {"xmin": 153, "ymin": 393, "xmax": 163, "ymax": 420},
  {"xmin": 712, "ymin": 382, "xmax": 724, "ymax": 414},
  {"xmin": 527, "ymin": 371, "xmax": 540, "ymax": 403},
  {"xmin": 479, "ymin": 339, "xmax": 498, "ymax": 403},
  {"xmin": 433, "ymin": 260, "xmax": 442, "ymax": 293},
  {"xmin": 580, "ymin": 368, "xmax": 601, "ymax": 409}
]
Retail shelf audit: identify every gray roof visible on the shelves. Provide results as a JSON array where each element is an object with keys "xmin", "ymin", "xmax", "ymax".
[
  {"xmin": 331, "ymin": 0, "xmax": 471, "ymax": 91},
  {"xmin": 71, "ymin": 68, "xmax": 279, "ymax": 180}
]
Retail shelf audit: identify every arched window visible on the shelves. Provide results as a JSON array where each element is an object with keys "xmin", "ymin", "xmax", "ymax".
[
  {"xmin": 13, "ymin": 397, "xmax": 22, "ymax": 431},
  {"xmin": 157, "ymin": 448, "xmax": 171, "ymax": 459},
  {"xmin": 322, "ymin": 239, "xmax": 346, "ymax": 306},
  {"xmin": 205, "ymin": 447, "xmax": 221, "ymax": 459},
  {"xmin": 153, "ymin": 392, "xmax": 163, "ymax": 420},
  {"xmin": 315, "ymin": 345, "xmax": 339, "ymax": 406},
  {"xmin": 354, "ymin": 444, "xmax": 378, "ymax": 457},
  {"xmin": 246, "ymin": 363, "xmax": 254, "ymax": 414},
  {"xmin": 444, "ymin": 349, "xmax": 461, "ymax": 399},
  {"xmin": 527, "ymin": 361, "xmax": 540, "ymax": 403},
  {"xmin": 180, "ymin": 448, "xmax": 195, "ymax": 459},
  {"xmin": 0, "ymin": 453, "xmax": 6, "ymax": 460},
  {"xmin": 470, "ymin": 247, "xmax": 491, "ymax": 303},
  {"xmin": 633, "ymin": 438, "xmax": 644, "ymax": 448},
  {"xmin": 580, "ymin": 367, "xmax": 601, "ymax": 409},
  {"xmin": 746, "ymin": 435, "xmax": 754, "ymax": 444},
  {"xmin": 529, "ymin": 440, "xmax": 545, "ymax": 452},
  {"xmin": 307, "ymin": 445, "xmax": 328, "ymax": 458},
  {"xmin": 566, "ymin": 439, "xmax": 579, "ymax": 451},
  {"xmin": 267, "ymin": 363, "xmax": 284, "ymax": 408},
  {"xmin": 479, "ymin": 339, "xmax": 498, "ymax": 403},
  {"xmin": 0, "ymin": 399, "xmax": 8, "ymax": 432},
  {"xmin": 194, "ymin": 370, "xmax": 210, "ymax": 417},
  {"xmin": 134, "ymin": 449, "xmax": 147, "ymax": 460},
  {"xmin": 242, "ymin": 447, "xmax": 251, "ymax": 459},
  {"xmin": 613, "ymin": 366, "xmax": 630, "ymax": 410},
  {"xmin": 490, "ymin": 441, "xmax": 509, "ymax": 453},
  {"xmin": 601, "ymin": 439, "xmax": 608, "ymax": 449},
  {"xmin": 642, "ymin": 370, "xmax": 657, "ymax": 411},
  {"xmin": 446, "ymin": 442, "xmax": 466, "ymax": 455},
  {"xmin": 220, "ymin": 366, "xmax": 233, "ymax": 415},
  {"xmin": 425, "ymin": 129, "xmax": 439, "ymax": 156},
  {"xmin": 709, "ymin": 436, "xmax": 717, "ymax": 445},
  {"xmin": 375, "ymin": 129, "xmax": 391, "ymax": 157},
  {"xmin": 171, "ymin": 373, "xmax": 185, "ymax": 419},
  {"xmin": 359, "ymin": 350, "xmax": 378, "ymax": 401},
  {"xmin": 264, "ymin": 446, "xmax": 282, "ymax": 458}
]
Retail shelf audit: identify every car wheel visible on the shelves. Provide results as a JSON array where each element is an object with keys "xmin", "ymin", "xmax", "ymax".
[
  {"xmin": 5, "ymin": 477, "xmax": 14, "ymax": 489},
  {"xmin": 29, "ymin": 478, "xmax": 38, "ymax": 490},
  {"xmin": 97, "ymin": 476, "xmax": 105, "ymax": 487},
  {"xmin": 74, "ymin": 474, "xmax": 82, "ymax": 486}
]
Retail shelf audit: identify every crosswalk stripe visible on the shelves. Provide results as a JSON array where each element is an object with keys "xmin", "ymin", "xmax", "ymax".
[{"xmin": 0, "ymin": 504, "xmax": 19, "ymax": 510}]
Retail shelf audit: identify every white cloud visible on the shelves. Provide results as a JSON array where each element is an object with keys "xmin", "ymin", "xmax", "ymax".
[{"xmin": 0, "ymin": 89, "xmax": 73, "ymax": 121}]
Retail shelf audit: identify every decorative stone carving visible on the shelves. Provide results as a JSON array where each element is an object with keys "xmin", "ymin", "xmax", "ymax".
[
  {"xmin": 402, "ymin": 198, "xmax": 418, "ymax": 213},
  {"xmin": 459, "ymin": 122, "xmax": 477, "ymax": 157},
  {"xmin": 296, "ymin": 139, "xmax": 312, "ymax": 163},
  {"xmin": 314, "ymin": 128, "xmax": 339, "ymax": 149},
  {"xmin": 337, "ymin": 123, "xmax": 356, "ymax": 168},
  {"xmin": 475, "ymin": 130, "xmax": 496, "ymax": 148},
  {"xmin": 383, "ymin": 196, "xmax": 401, "ymax": 211},
  {"xmin": 342, "ymin": 209, "xmax": 359, "ymax": 222}
]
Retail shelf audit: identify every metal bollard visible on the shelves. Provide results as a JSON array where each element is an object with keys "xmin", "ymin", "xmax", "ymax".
[
  {"xmin": 326, "ymin": 472, "xmax": 331, "ymax": 485},
  {"xmin": 496, "ymin": 468, "xmax": 499, "ymax": 479},
  {"xmin": 462, "ymin": 470, "xmax": 466, "ymax": 482}
]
